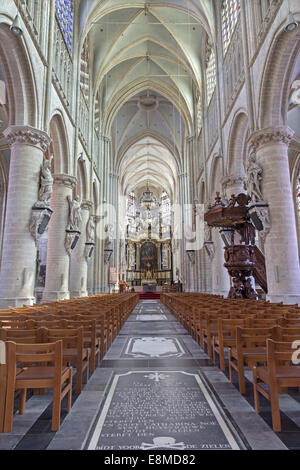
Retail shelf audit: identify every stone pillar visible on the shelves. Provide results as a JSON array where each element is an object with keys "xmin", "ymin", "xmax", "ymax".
[
  {"xmin": 92, "ymin": 215, "xmax": 101, "ymax": 294},
  {"xmin": 42, "ymin": 174, "xmax": 77, "ymax": 301},
  {"xmin": 0, "ymin": 126, "xmax": 51, "ymax": 308},
  {"xmin": 69, "ymin": 200, "xmax": 93, "ymax": 298},
  {"xmin": 156, "ymin": 243, "xmax": 161, "ymax": 270},
  {"xmin": 186, "ymin": 250, "xmax": 196, "ymax": 292},
  {"xmin": 249, "ymin": 126, "xmax": 300, "ymax": 304},
  {"xmin": 136, "ymin": 243, "xmax": 141, "ymax": 271},
  {"xmin": 87, "ymin": 250, "xmax": 95, "ymax": 295}
]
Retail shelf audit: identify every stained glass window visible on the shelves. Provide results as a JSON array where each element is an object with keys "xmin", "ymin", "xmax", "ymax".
[
  {"xmin": 55, "ymin": 0, "xmax": 73, "ymax": 54},
  {"xmin": 221, "ymin": 0, "xmax": 241, "ymax": 55},
  {"xmin": 206, "ymin": 47, "xmax": 216, "ymax": 105},
  {"xmin": 161, "ymin": 191, "xmax": 170, "ymax": 214}
]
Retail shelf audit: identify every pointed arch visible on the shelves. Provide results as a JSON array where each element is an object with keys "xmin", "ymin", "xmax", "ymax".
[
  {"xmin": 258, "ymin": 20, "xmax": 300, "ymax": 129},
  {"xmin": 0, "ymin": 21, "xmax": 38, "ymax": 127},
  {"xmin": 226, "ymin": 109, "xmax": 249, "ymax": 176},
  {"xmin": 49, "ymin": 111, "xmax": 70, "ymax": 174}
]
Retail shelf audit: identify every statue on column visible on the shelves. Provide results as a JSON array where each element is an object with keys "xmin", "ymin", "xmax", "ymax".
[
  {"xmin": 30, "ymin": 155, "xmax": 54, "ymax": 244},
  {"xmin": 86, "ymin": 215, "xmax": 96, "ymax": 243},
  {"xmin": 246, "ymin": 153, "xmax": 271, "ymax": 240},
  {"xmin": 246, "ymin": 153, "xmax": 264, "ymax": 203},
  {"xmin": 37, "ymin": 155, "xmax": 54, "ymax": 207},
  {"xmin": 67, "ymin": 195, "xmax": 82, "ymax": 231}
]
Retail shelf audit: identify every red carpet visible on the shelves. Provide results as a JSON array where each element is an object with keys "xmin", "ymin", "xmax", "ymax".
[{"xmin": 139, "ymin": 293, "xmax": 161, "ymax": 300}]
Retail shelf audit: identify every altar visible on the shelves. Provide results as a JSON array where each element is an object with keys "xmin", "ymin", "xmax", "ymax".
[
  {"xmin": 141, "ymin": 279, "xmax": 157, "ymax": 293},
  {"xmin": 142, "ymin": 282, "xmax": 157, "ymax": 293}
]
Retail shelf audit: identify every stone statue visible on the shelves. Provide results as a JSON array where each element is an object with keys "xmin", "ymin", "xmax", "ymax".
[
  {"xmin": 86, "ymin": 215, "xmax": 95, "ymax": 243},
  {"xmin": 162, "ymin": 243, "xmax": 169, "ymax": 269},
  {"xmin": 146, "ymin": 265, "xmax": 153, "ymax": 280},
  {"xmin": 38, "ymin": 155, "xmax": 53, "ymax": 206},
  {"xmin": 246, "ymin": 153, "xmax": 264, "ymax": 203},
  {"xmin": 67, "ymin": 195, "xmax": 82, "ymax": 231},
  {"xmin": 255, "ymin": 205, "xmax": 271, "ymax": 241},
  {"xmin": 127, "ymin": 242, "xmax": 135, "ymax": 269}
]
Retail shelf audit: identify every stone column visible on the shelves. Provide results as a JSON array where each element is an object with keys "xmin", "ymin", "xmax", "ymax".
[
  {"xmin": 136, "ymin": 243, "xmax": 141, "ymax": 271},
  {"xmin": 186, "ymin": 250, "xmax": 196, "ymax": 292},
  {"xmin": 0, "ymin": 126, "xmax": 51, "ymax": 308},
  {"xmin": 42, "ymin": 174, "xmax": 77, "ymax": 301},
  {"xmin": 69, "ymin": 200, "xmax": 93, "ymax": 298},
  {"xmin": 87, "ymin": 250, "xmax": 95, "ymax": 295},
  {"xmin": 249, "ymin": 126, "xmax": 300, "ymax": 304},
  {"xmin": 92, "ymin": 215, "xmax": 101, "ymax": 294},
  {"xmin": 156, "ymin": 243, "xmax": 161, "ymax": 270}
]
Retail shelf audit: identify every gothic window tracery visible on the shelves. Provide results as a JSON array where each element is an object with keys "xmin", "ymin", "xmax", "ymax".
[
  {"xmin": 55, "ymin": 0, "xmax": 73, "ymax": 54},
  {"xmin": 221, "ymin": 0, "xmax": 241, "ymax": 55},
  {"xmin": 127, "ymin": 191, "xmax": 136, "ymax": 217},
  {"xmin": 197, "ymin": 94, "xmax": 202, "ymax": 135},
  {"xmin": 80, "ymin": 37, "xmax": 90, "ymax": 102},
  {"xmin": 206, "ymin": 43, "xmax": 216, "ymax": 105}
]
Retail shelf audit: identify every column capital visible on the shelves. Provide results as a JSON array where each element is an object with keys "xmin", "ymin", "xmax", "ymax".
[
  {"xmin": 3, "ymin": 125, "xmax": 51, "ymax": 153},
  {"xmin": 53, "ymin": 173, "xmax": 77, "ymax": 189},
  {"xmin": 248, "ymin": 126, "xmax": 294, "ymax": 152},
  {"xmin": 81, "ymin": 199, "xmax": 93, "ymax": 211}
]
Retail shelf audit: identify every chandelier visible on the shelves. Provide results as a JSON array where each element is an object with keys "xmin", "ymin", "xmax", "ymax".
[{"xmin": 140, "ymin": 182, "xmax": 156, "ymax": 209}]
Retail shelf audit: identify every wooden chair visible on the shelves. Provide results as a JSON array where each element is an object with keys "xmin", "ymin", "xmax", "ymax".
[
  {"xmin": 212, "ymin": 318, "xmax": 246, "ymax": 371},
  {"xmin": 0, "ymin": 328, "xmax": 42, "ymax": 343},
  {"xmin": 253, "ymin": 339, "xmax": 300, "ymax": 432},
  {"xmin": 43, "ymin": 327, "xmax": 89, "ymax": 395},
  {"xmin": 228, "ymin": 326, "xmax": 277, "ymax": 394},
  {"xmin": 4, "ymin": 340, "xmax": 72, "ymax": 432},
  {"xmin": 60, "ymin": 319, "xmax": 100, "ymax": 372}
]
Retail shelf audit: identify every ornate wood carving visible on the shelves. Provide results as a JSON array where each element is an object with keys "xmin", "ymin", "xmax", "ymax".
[{"xmin": 204, "ymin": 192, "xmax": 267, "ymax": 298}]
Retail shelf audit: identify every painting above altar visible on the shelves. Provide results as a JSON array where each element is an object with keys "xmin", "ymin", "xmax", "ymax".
[{"xmin": 140, "ymin": 242, "xmax": 157, "ymax": 271}]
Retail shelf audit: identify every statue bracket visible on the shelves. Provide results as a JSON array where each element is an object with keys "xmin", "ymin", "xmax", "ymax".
[
  {"xmin": 29, "ymin": 205, "xmax": 53, "ymax": 246},
  {"xmin": 65, "ymin": 229, "xmax": 81, "ymax": 256},
  {"xmin": 248, "ymin": 201, "xmax": 270, "ymax": 241},
  {"xmin": 84, "ymin": 242, "xmax": 95, "ymax": 262}
]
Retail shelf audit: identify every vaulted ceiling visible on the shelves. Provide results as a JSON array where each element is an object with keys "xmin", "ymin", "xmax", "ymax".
[{"xmin": 78, "ymin": 0, "xmax": 214, "ymax": 198}]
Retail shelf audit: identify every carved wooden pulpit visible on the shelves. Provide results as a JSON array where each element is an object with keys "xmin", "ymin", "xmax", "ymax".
[{"xmin": 204, "ymin": 193, "xmax": 267, "ymax": 299}]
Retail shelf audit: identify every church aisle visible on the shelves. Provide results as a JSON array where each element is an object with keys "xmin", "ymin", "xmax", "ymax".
[
  {"xmin": 48, "ymin": 300, "xmax": 288, "ymax": 451},
  {"xmin": 1, "ymin": 300, "xmax": 298, "ymax": 450}
]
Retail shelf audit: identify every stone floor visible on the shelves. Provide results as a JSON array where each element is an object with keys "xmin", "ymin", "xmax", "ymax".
[{"xmin": 1, "ymin": 299, "xmax": 300, "ymax": 450}]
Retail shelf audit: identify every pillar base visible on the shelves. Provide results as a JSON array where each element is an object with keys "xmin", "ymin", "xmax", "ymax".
[
  {"xmin": 70, "ymin": 289, "xmax": 88, "ymax": 298},
  {"xmin": 0, "ymin": 296, "xmax": 36, "ymax": 309},
  {"xmin": 212, "ymin": 289, "xmax": 227, "ymax": 297},
  {"xmin": 42, "ymin": 291, "xmax": 70, "ymax": 302},
  {"xmin": 266, "ymin": 294, "xmax": 300, "ymax": 306}
]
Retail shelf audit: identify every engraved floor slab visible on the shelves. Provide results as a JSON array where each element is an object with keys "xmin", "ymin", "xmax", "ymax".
[
  {"xmin": 85, "ymin": 371, "xmax": 243, "ymax": 450},
  {"xmin": 136, "ymin": 314, "xmax": 168, "ymax": 321},
  {"xmin": 122, "ymin": 336, "xmax": 189, "ymax": 358}
]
